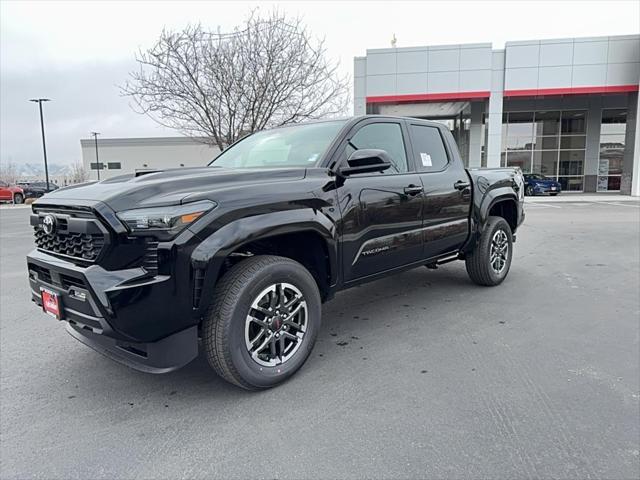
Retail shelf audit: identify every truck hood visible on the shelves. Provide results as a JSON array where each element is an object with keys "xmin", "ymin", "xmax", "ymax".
[{"xmin": 36, "ymin": 167, "xmax": 307, "ymax": 212}]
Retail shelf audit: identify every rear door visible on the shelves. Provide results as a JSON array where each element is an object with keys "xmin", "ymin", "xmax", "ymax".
[
  {"xmin": 335, "ymin": 118, "xmax": 425, "ymax": 283},
  {"xmin": 406, "ymin": 122, "xmax": 472, "ymax": 259}
]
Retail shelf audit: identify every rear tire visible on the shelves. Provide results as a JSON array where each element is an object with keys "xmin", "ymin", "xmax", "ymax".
[
  {"xmin": 202, "ymin": 255, "xmax": 321, "ymax": 390},
  {"xmin": 525, "ymin": 185, "xmax": 534, "ymax": 196},
  {"xmin": 13, "ymin": 193, "xmax": 24, "ymax": 205},
  {"xmin": 465, "ymin": 216, "xmax": 513, "ymax": 286}
]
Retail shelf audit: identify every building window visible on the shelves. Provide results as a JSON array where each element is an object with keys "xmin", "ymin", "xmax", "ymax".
[
  {"xmin": 90, "ymin": 162, "xmax": 104, "ymax": 170},
  {"xmin": 107, "ymin": 162, "xmax": 121, "ymax": 169},
  {"xmin": 598, "ymin": 109, "xmax": 626, "ymax": 192},
  {"xmin": 501, "ymin": 110, "xmax": 587, "ymax": 191}
]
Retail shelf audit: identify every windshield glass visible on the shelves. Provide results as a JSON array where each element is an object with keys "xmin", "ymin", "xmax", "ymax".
[
  {"xmin": 526, "ymin": 174, "xmax": 548, "ymax": 180},
  {"xmin": 210, "ymin": 120, "xmax": 347, "ymax": 169}
]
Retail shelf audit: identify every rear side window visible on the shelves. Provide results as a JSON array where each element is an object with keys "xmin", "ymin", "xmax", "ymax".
[{"xmin": 409, "ymin": 125, "xmax": 449, "ymax": 172}]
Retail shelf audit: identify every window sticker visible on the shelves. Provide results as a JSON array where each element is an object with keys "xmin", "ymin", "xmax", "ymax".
[{"xmin": 420, "ymin": 152, "xmax": 432, "ymax": 167}]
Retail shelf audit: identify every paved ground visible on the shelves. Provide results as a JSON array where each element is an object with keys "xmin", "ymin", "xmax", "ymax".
[{"xmin": 1, "ymin": 202, "xmax": 639, "ymax": 479}]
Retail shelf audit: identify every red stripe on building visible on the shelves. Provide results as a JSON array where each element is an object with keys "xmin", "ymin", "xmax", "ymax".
[
  {"xmin": 366, "ymin": 91, "xmax": 491, "ymax": 104},
  {"xmin": 504, "ymin": 84, "xmax": 639, "ymax": 97}
]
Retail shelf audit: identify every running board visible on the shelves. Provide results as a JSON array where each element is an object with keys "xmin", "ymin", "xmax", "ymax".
[{"xmin": 426, "ymin": 253, "xmax": 461, "ymax": 269}]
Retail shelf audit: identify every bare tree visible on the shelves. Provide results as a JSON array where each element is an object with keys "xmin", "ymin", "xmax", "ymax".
[
  {"xmin": 121, "ymin": 10, "xmax": 350, "ymax": 151},
  {"xmin": 69, "ymin": 161, "xmax": 89, "ymax": 184},
  {"xmin": 0, "ymin": 160, "xmax": 18, "ymax": 184}
]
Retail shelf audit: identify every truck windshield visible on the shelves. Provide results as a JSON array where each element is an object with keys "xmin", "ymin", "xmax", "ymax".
[{"xmin": 209, "ymin": 120, "xmax": 346, "ymax": 169}]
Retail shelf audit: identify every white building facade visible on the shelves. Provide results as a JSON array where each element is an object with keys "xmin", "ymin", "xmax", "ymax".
[
  {"xmin": 354, "ymin": 34, "xmax": 640, "ymax": 195},
  {"xmin": 80, "ymin": 136, "xmax": 219, "ymax": 181}
]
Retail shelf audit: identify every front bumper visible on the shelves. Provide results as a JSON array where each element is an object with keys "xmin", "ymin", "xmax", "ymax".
[
  {"xmin": 27, "ymin": 249, "xmax": 198, "ymax": 373},
  {"xmin": 533, "ymin": 184, "xmax": 561, "ymax": 195}
]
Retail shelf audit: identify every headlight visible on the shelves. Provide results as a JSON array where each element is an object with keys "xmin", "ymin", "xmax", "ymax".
[{"xmin": 117, "ymin": 200, "xmax": 216, "ymax": 239}]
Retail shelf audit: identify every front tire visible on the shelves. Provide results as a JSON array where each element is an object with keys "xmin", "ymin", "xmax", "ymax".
[
  {"xmin": 525, "ymin": 185, "xmax": 534, "ymax": 196},
  {"xmin": 203, "ymin": 255, "xmax": 321, "ymax": 390},
  {"xmin": 13, "ymin": 193, "xmax": 24, "ymax": 204},
  {"xmin": 465, "ymin": 216, "xmax": 513, "ymax": 286}
]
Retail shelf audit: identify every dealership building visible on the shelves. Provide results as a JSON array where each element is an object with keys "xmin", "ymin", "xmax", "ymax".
[
  {"xmin": 354, "ymin": 34, "xmax": 640, "ymax": 195},
  {"xmin": 80, "ymin": 136, "xmax": 219, "ymax": 181}
]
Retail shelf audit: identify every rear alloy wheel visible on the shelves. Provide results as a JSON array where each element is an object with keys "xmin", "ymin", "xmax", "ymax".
[
  {"xmin": 525, "ymin": 185, "xmax": 534, "ymax": 196},
  {"xmin": 203, "ymin": 255, "xmax": 321, "ymax": 390},
  {"xmin": 465, "ymin": 216, "xmax": 513, "ymax": 286},
  {"xmin": 13, "ymin": 193, "xmax": 24, "ymax": 205}
]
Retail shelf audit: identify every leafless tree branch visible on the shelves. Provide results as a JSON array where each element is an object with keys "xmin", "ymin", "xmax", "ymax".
[{"xmin": 121, "ymin": 10, "xmax": 350, "ymax": 150}]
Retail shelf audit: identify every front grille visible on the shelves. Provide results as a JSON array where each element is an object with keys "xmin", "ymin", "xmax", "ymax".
[
  {"xmin": 29, "ymin": 264, "xmax": 52, "ymax": 284},
  {"xmin": 60, "ymin": 273, "xmax": 85, "ymax": 290},
  {"xmin": 28, "ymin": 264, "xmax": 87, "ymax": 291},
  {"xmin": 31, "ymin": 207, "xmax": 110, "ymax": 264},
  {"xmin": 34, "ymin": 229, "xmax": 105, "ymax": 261}
]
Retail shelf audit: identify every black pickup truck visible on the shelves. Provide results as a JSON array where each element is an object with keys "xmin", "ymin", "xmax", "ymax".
[{"xmin": 27, "ymin": 116, "xmax": 524, "ymax": 389}]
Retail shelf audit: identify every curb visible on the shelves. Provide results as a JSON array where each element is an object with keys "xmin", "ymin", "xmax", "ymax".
[
  {"xmin": 0, "ymin": 204, "xmax": 32, "ymax": 209},
  {"xmin": 525, "ymin": 195, "xmax": 640, "ymax": 203}
]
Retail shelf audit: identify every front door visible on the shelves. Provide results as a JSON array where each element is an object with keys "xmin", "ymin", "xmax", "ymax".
[{"xmin": 335, "ymin": 119, "xmax": 425, "ymax": 283}]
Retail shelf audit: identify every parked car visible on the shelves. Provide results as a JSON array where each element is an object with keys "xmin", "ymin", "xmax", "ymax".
[
  {"xmin": 523, "ymin": 173, "xmax": 561, "ymax": 196},
  {"xmin": 27, "ymin": 115, "xmax": 525, "ymax": 389},
  {"xmin": 0, "ymin": 181, "xmax": 24, "ymax": 204},
  {"xmin": 19, "ymin": 181, "xmax": 59, "ymax": 199}
]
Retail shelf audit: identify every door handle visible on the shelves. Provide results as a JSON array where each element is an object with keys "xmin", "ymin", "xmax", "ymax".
[
  {"xmin": 404, "ymin": 184, "xmax": 423, "ymax": 196},
  {"xmin": 454, "ymin": 180, "xmax": 470, "ymax": 191}
]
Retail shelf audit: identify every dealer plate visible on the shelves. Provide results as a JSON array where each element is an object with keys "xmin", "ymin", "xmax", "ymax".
[{"xmin": 41, "ymin": 288, "xmax": 64, "ymax": 320}]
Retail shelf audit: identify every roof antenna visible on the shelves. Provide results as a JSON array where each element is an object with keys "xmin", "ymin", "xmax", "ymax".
[{"xmin": 391, "ymin": 33, "xmax": 397, "ymax": 48}]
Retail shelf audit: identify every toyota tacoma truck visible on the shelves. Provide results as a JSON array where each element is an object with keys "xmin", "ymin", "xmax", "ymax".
[{"xmin": 27, "ymin": 116, "xmax": 524, "ymax": 390}]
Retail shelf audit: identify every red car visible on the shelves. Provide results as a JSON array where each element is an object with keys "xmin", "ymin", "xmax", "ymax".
[{"xmin": 0, "ymin": 181, "xmax": 24, "ymax": 204}]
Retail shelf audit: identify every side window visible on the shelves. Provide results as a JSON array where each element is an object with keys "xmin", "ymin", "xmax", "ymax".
[
  {"xmin": 346, "ymin": 122, "xmax": 409, "ymax": 174},
  {"xmin": 409, "ymin": 125, "xmax": 449, "ymax": 172},
  {"xmin": 0, "ymin": 181, "xmax": 7, "ymax": 187}
]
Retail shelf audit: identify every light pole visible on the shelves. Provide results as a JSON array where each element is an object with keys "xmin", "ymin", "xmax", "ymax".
[
  {"xmin": 29, "ymin": 98, "xmax": 51, "ymax": 188},
  {"xmin": 90, "ymin": 132, "xmax": 100, "ymax": 180}
]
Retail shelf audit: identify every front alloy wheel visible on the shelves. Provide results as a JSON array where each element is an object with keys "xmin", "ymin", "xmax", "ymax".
[
  {"xmin": 203, "ymin": 255, "xmax": 321, "ymax": 390},
  {"xmin": 245, "ymin": 283, "xmax": 308, "ymax": 367}
]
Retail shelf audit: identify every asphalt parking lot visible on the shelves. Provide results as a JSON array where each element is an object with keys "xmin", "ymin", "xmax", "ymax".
[{"xmin": 1, "ymin": 201, "xmax": 639, "ymax": 479}]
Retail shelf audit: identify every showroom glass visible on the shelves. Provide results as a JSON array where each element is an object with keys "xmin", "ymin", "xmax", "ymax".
[
  {"xmin": 345, "ymin": 122, "xmax": 409, "ymax": 174},
  {"xmin": 409, "ymin": 125, "xmax": 449, "ymax": 172},
  {"xmin": 210, "ymin": 120, "xmax": 347, "ymax": 169},
  {"xmin": 501, "ymin": 110, "xmax": 587, "ymax": 191},
  {"xmin": 598, "ymin": 109, "xmax": 626, "ymax": 192}
]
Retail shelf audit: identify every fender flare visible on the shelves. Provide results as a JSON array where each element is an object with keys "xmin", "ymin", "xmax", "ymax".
[
  {"xmin": 480, "ymin": 188, "xmax": 518, "ymax": 228},
  {"xmin": 464, "ymin": 188, "xmax": 519, "ymax": 253},
  {"xmin": 190, "ymin": 209, "xmax": 338, "ymax": 313}
]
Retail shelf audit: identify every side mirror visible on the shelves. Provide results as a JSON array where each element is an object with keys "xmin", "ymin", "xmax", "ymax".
[{"xmin": 339, "ymin": 149, "xmax": 392, "ymax": 176}]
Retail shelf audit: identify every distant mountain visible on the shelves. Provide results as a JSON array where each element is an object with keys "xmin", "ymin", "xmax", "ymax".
[{"xmin": 15, "ymin": 163, "xmax": 72, "ymax": 179}]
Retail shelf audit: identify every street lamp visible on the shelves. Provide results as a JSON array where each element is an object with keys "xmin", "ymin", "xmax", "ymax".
[
  {"xmin": 29, "ymin": 98, "xmax": 51, "ymax": 188},
  {"xmin": 90, "ymin": 132, "xmax": 100, "ymax": 180}
]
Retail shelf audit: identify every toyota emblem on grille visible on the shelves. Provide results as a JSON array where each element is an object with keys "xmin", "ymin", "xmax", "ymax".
[{"xmin": 42, "ymin": 214, "xmax": 56, "ymax": 235}]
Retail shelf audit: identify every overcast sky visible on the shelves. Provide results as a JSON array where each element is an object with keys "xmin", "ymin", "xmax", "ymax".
[{"xmin": 1, "ymin": 0, "xmax": 639, "ymax": 166}]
